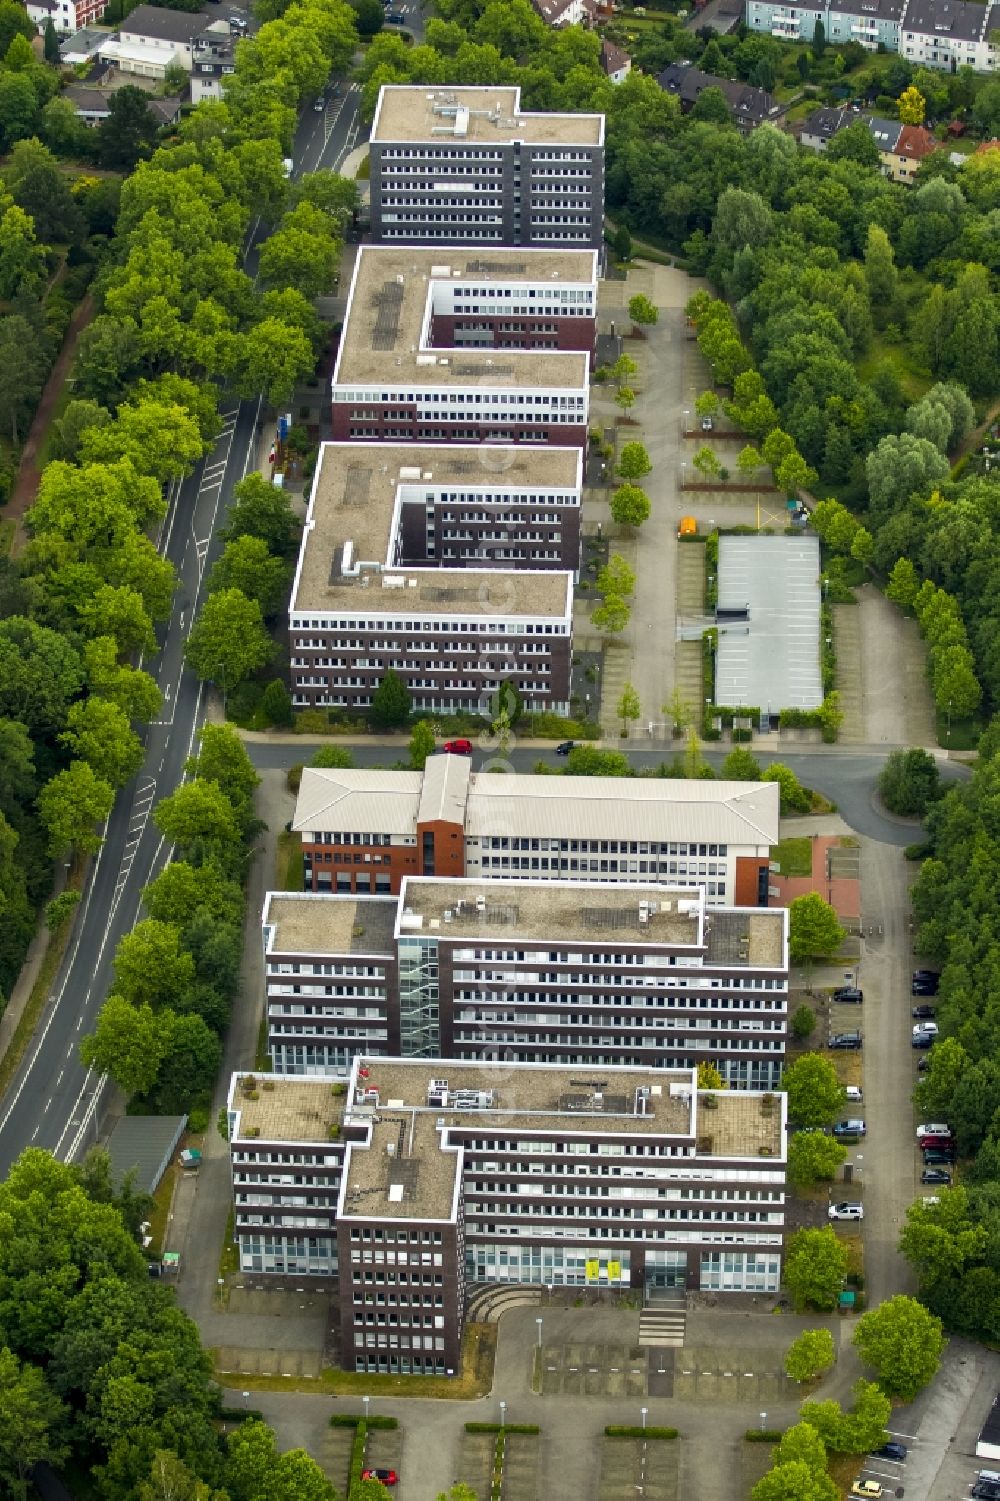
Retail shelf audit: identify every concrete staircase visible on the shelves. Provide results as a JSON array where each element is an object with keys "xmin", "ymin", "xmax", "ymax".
[
  {"xmin": 464, "ymin": 1282, "xmax": 543, "ymax": 1324},
  {"xmin": 638, "ymin": 1289, "xmax": 687, "ymax": 1348}
]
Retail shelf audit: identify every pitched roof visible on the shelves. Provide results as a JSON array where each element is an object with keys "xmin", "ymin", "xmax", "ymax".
[
  {"xmin": 899, "ymin": 0, "xmax": 994, "ymax": 41},
  {"xmin": 656, "ymin": 64, "xmax": 779, "ymax": 126},
  {"xmin": 600, "ymin": 38, "xmax": 630, "ymax": 74},
  {"xmin": 894, "ymin": 123, "xmax": 936, "ymax": 160},
  {"xmin": 293, "ymin": 769, "xmax": 424, "ymax": 835},
  {"xmin": 118, "ymin": 4, "xmax": 208, "ymax": 41},
  {"xmin": 801, "ymin": 105, "xmax": 864, "ymax": 141}
]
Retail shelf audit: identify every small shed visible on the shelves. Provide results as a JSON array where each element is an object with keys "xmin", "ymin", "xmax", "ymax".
[{"xmin": 105, "ymin": 1114, "xmax": 187, "ymax": 1196}]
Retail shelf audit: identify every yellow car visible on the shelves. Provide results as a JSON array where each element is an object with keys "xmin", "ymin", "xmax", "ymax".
[{"xmin": 850, "ymin": 1484, "xmax": 883, "ymax": 1499}]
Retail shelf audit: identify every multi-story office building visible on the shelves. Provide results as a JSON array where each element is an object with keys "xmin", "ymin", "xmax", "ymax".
[
  {"xmin": 369, "ymin": 86, "xmax": 605, "ymax": 249},
  {"xmin": 262, "ymin": 876, "xmax": 789, "ymax": 1088},
  {"xmin": 330, "ymin": 247, "xmax": 595, "ymax": 447},
  {"xmin": 745, "ymin": 0, "xmax": 1000, "ymax": 68},
  {"xmin": 294, "ymin": 756, "xmax": 780, "ymax": 906},
  {"xmin": 227, "ymin": 1057, "xmax": 789, "ymax": 1373},
  {"xmin": 288, "ymin": 445, "xmax": 577, "ymax": 715}
]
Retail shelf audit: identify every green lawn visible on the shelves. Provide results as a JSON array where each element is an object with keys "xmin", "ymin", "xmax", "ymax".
[
  {"xmin": 773, "ymin": 836, "xmax": 813, "ymax": 877},
  {"xmin": 857, "ymin": 339, "xmax": 932, "ymax": 404},
  {"xmin": 937, "ymin": 710, "xmax": 984, "ymax": 752}
]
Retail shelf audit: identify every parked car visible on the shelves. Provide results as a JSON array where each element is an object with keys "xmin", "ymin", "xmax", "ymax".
[
  {"xmin": 555, "ymin": 741, "xmax": 575, "ymax": 756},
  {"xmin": 850, "ymin": 1482, "xmax": 883, "ymax": 1499},
  {"xmin": 974, "ymin": 1483, "xmax": 1000, "ymax": 1501},
  {"xmin": 912, "ymin": 977, "xmax": 939, "ymax": 996},
  {"xmin": 832, "ymin": 1119, "xmax": 866, "ymax": 1138},
  {"xmin": 313, "ymin": 95, "xmax": 325, "ymax": 111},
  {"xmin": 828, "ymin": 1202, "xmax": 864, "ymax": 1221},
  {"xmin": 912, "ymin": 1033, "xmax": 935, "ymax": 1050},
  {"xmin": 833, "ymin": 985, "xmax": 864, "ymax": 1004},
  {"xmin": 913, "ymin": 968, "xmax": 940, "ymax": 983},
  {"xmin": 916, "ymin": 1055, "xmax": 933, "ymax": 1071},
  {"xmin": 916, "ymin": 1123, "xmax": 952, "ymax": 1140},
  {"xmin": 845, "ymin": 1085, "xmax": 864, "ymax": 1102},
  {"xmin": 362, "ymin": 1471, "xmax": 398, "ymax": 1486},
  {"xmin": 829, "ymin": 1032, "xmax": 863, "ymax": 1050},
  {"xmin": 912, "ymin": 1004, "xmax": 937, "ymax": 1019},
  {"xmin": 922, "ymin": 1146, "xmax": 956, "ymax": 1164},
  {"xmin": 871, "ymin": 1441, "xmax": 907, "ymax": 1462},
  {"xmin": 921, "ymin": 1168, "xmax": 951, "ymax": 1184},
  {"xmin": 442, "ymin": 738, "xmax": 473, "ymax": 755},
  {"xmin": 912, "ymin": 1021, "xmax": 939, "ymax": 1037},
  {"xmin": 386, "ymin": 9, "xmax": 405, "ymax": 19},
  {"xmin": 701, "ymin": 415, "xmax": 713, "ymax": 431}
]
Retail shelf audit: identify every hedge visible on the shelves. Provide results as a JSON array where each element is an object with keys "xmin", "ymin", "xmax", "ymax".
[
  {"xmin": 220, "ymin": 1408, "xmax": 265, "ymax": 1424},
  {"xmin": 347, "ymin": 1421, "xmax": 368, "ymax": 1499},
  {"xmin": 465, "ymin": 1422, "xmax": 540, "ymax": 1434},
  {"xmin": 745, "ymin": 1429, "xmax": 783, "ymax": 1442},
  {"xmin": 604, "ymin": 1425, "xmax": 678, "ymax": 1439},
  {"xmin": 330, "ymin": 1414, "xmax": 398, "ymax": 1430}
]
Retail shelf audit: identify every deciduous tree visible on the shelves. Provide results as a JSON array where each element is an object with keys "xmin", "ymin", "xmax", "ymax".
[
  {"xmin": 184, "ymin": 588, "xmax": 275, "ymax": 690},
  {"xmin": 610, "ymin": 484, "xmax": 650, "ymax": 528},
  {"xmin": 784, "ymin": 1330, "xmax": 835, "ymax": 1384},
  {"xmin": 617, "ymin": 682, "xmax": 640, "ymax": 737},
  {"xmin": 785, "ymin": 1227, "xmax": 849, "ymax": 1312},
  {"xmin": 628, "ymin": 293, "xmax": 657, "ymax": 330},
  {"xmin": 60, "ymin": 697, "xmax": 144, "ymax": 789},
  {"xmin": 37, "ymin": 761, "xmax": 114, "ymax": 856},
  {"xmin": 409, "ymin": 719, "xmax": 437, "ymax": 770},
  {"xmin": 853, "ymin": 1295, "xmax": 945, "ymax": 1398},
  {"xmin": 370, "ymin": 668, "xmax": 411, "ymax": 729},
  {"xmin": 789, "ymin": 892, "xmax": 845, "ymax": 965},
  {"xmin": 788, "ymin": 1130, "xmax": 847, "ymax": 1188},
  {"xmin": 782, "ymin": 1053, "xmax": 845, "ymax": 1126}
]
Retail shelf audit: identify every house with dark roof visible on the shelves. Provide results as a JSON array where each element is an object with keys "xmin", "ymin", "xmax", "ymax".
[
  {"xmin": 600, "ymin": 38, "xmax": 631, "ymax": 83},
  {"xmin": 799, "ymin": 104, "xmax": 864, "ymax": 151},
  {"xmin": 656, "ymin": 63, "xmax": 782, "ymax": 133},
  {"xmin": 747, "ymin": 0, "xmax": 1000, "ymax": 69},
  {"xmin": 99, "ymin": 4, "xmax": 210, "ymax": 78}
]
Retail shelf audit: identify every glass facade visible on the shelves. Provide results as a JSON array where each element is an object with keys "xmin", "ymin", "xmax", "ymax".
[{"xmin": 699, "ymin": 1251, "xmax": 780, "ymax": 1292}]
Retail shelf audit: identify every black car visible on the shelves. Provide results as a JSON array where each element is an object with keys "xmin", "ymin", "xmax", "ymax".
[
  {"xmin": 912, "ymin": 978, "xmax": 939, "ymax": 996},
  {"xmin": 922, "ymin": 1145, "xmax": 956, "ymax": 1164},
  {"xmin": 974, "ymin": 1483, "xmax": 1000, "ymax": 1501},
  {"xmin": 913, "ymin": 968, "xmax": 940, "ymax": 981},
  {"xmin": 921, "ymin": 1167, "xmax": 951, "ymax": 1184},
  {"xmin": 912, "ymin": 1004, "xmax": 937, "ymax": 1019},
  {"xmin": 916, "ymin": 1055, "xmax": 933, "ymax": 1071},
  {"xmin": 871, "ymin": 1441, "xmax": 907, "ymax": 1462},
  {"xmin": 912, "ymin": 1032, "xmax": 935, "ymax": 1049},
  {"xmin": 555, "ymin": 741, "xmax": 575, "ymax": 756},
  {"xmin": 833, "ymin": 986, "xmax": 864, "ymax": 1004},
  {"xmin": 828, "ymin": 1032, "xmax": 862, "ymax": 1050}
]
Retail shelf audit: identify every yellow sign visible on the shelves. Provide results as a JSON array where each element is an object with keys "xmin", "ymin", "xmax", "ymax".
[
  {"xmin": 608, "ymin": 1260, "xmax": 621, "ymax": 1282},
  {"xmin": 585, "ymin": 1259, "xmax": 600, "ymax": 1283}
]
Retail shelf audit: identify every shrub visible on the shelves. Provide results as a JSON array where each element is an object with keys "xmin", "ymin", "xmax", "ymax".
[{"xmin": 605, "ymin": 1425, "xmax": 678, "ymax": 1439}]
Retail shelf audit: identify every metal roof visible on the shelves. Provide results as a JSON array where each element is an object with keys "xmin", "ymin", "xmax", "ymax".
[
  {"xmin": 104, "ymin": 1114, "xmax": 187, "ymax": 1196},
  {"xmin": 293, "ymin": 768, "xmax": 423, "ymax": 834},
  {"xmin": 417, "ymin": 752, "xmax": 472, "ymax": 828},
  {"xmin": 715, "ymin": 535, "xmax": 823, "ymax": 713}
]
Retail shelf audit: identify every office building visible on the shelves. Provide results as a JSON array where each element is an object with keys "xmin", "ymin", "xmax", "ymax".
[
  {"xmin": 330, "ymin": 246, "xmax": 595, "ymax": 448},
  {"xmin": 262, "ymin": 875, "xmax": 788, "ymax": 1088},
  {"xmin": 369, "ymin": 86, "xmax": 605, "ymax": 249},
  {"xmin": 227, "ymin": 1057, "xmax": 788, "ymax": 1373},
  {"xmin": 294, "ymin": 757, "xmax": 779, "ymax": 905}
]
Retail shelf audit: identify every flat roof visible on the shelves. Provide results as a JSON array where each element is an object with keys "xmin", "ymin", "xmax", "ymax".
[
  {"xmin": 292, "ymin": 765, "xmax": 781, "ymax": 847},
  {"xmin": 397, "ymin": 877, "xmax": 703, "ymax": 946},
  {"xmin": 264, "ymin": 892, "xmax": 398, "ymax": 957},
  {"xmin": 341, "ymin": 1111, "xmax": 461, "ymax": 1222},
  {"xmin": 371, "ymin": 85, "xmax": 604, "ymax": 146},
  {"xmin": 291, "ymin": 441, "xmax": 580, "ymax": 618},
  {"xmin": 333, "ymin": 246, "xmax": 593, "ymax": 389},
  {"xmin": 706, "ymin": 908, "xmax": 786, "ymax": 970},
  {"xmin": 230, "ymin": 1076, "xmax": 344, "ymax": 1144},
  {"xmin": 716, "ymin": 535, "xmax": 823, "ymax": 712},
  {"xmin": 294, "ymin": 561, "xmax": 570, "ymax": 620},
  {"xmin": 104, "ymin": 1115, "xmax": 187, "ymax": 1195}
]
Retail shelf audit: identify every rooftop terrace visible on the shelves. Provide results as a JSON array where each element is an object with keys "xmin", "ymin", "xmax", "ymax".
[
  {"xmin": 371, "ymin": 86, "xmax": 604, "ymax": 146},
  {"xmin": 230, "ymin": 1076, "xmax": 345, "ymax": 1144},
  {"xmin": 264, "ymin": 893, "xmax": 398, "ymax": 957},
  {"xmin": 705, "ymin": 909, "xmax": 786, "ymax": 971}
]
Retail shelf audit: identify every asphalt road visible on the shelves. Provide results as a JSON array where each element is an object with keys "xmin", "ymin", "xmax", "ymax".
[
  {"xmin": 244, "ymin": 739, "xmax": 965, "ymax": 848},
  {"xmin": 0, "ymin": 87, "xmax": 367, "ymax": 1179}
]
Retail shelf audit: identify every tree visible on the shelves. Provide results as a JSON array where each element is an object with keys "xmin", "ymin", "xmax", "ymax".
[
  {"xmin": 782, "ymin": 1053, "xmax": 846, "ymax": 1126},
  {"xmin": 0, "ymin": 319, "xmax": 47, "ymax": 444},
  {"xmin": 409, "ymin": 719, "xmax": 437, "ymax": 770},
  {"xmin": 878, "ymin": 748, "xmax": 941, "ymax": 817},
  {"xmin": 692, "ymin": 445, "xmax": 722, "ymax": 482},
  {"xmin": 78, "ymin": 584, "xmax": 156, "ymax": 656},
  {"xmin": 801, "ymin": 1380, "xmax": 891, "ymax": 1455},
  {"xmin": 752, "ymin": 1463, "xmax": 837, "ymax": 1501},
  {"xmin": 7, "ymin": 139, "xmax": 84, "ymax": 247},
  {"xmin": 774, "ymin": 1421, "xmax": 828, "ymax": 1472},
  {"xmin": 712, "ymin": 187, "xmax": 772, "ymax": 253},
  {"xmin": 591, "ymin": 596, "xmax": 630, "ymax": 634},
  {"xmin": 261, "ymin": 679, "xmax": 294, "ymax": 727},
  {"xmin": 610, "ymin": 484, "xmax": 650, "ymax": 528},
  {"xmin": 812, "ymin": 16, "xmax": 826, "ymax": 54},
  {"xmin": 139, "ymin": 1450, "xmax": 227, "ymax": 1501},
  {"xmin": 370, "ymin": 668, "xmax": 411, "ymax": 730},
  {"xmin": 663, "ymin": 687, "xmax": 694, "ymax": 737},
  {"xmin": 789, "ymin": 892, "xmax": 845, "ymax": 966},
  {"xmin": 617, "ymin": 682, "xmax": 640, "ymax": 737},
  {"xmin": 784, "ymin": 1330, "xmax": 835, "ymax": 1384},
  {"xmin": 153, "ymin": 781, "xmax": 239, "ymax": 851},
  {"xmin": 695, "ymin": 390, "xmax": 720, "ymax": 421},
  {"xmin": 208, "ymin": 536, "xmax": 290, "ymax": 618},
  {"xmin": 784, "ymin": 1227, "xmax": 849, "ymax": 1312},
  {"xmin": 613, "ymin": 224, "xmax": 632, "ymax": 262},
  {"xmin": 310, "ymin": 746, "xmax": 356, "ymax": 770},
  {"xmin": 185, "ymin": 589, "xmax": 274, "ymax": 692},
  {"xmin": 762, "ymin": 762, "xmax": 810, "ymax": 815},
  {"xmin": 60, "ymin": 697, "xmax": 144, "ymax": 790},
  {"xmin": 597, "ymin": 554, "xmax": 635, "ymax": 599},
  {"xmin": 628, "ymin": 292, "xmax": 657, "ymax": 331},
  {"xmin": 853, "ymin": 1295, "xmax": 945, "ymax": 1399},
  {"xmin": 437, "ymin": 1488, "xmax": 479, "ymax": 1501},
  {"xmin": 788, "ymin": 1130, "xmax": 848, "ymax": 1188},
  {"xmin": 866, "ymin": 434, "xmax": 950, "ymax": 525},
  {"xmin": 690, "ymin": 86, "xmax": 731, "ymax": 125},
  {"xmin": 72, "ymin": 314, "xmax": 142, "ymax": 408},
  {"xmin": 80, "ymin": 401, "xmax": 206, "ymax": 485},
  {"xmin": 565, "ymin": 746, "xmax": 630, "ymax": 777},
  {"xmin": 0, "ymin": 617, "xmax": 83, "ymax": 733},
  {"xmin": 721, "ymin": 746, "xmax": 761, "ymax": 780},
  {"xmin": 791, "ymin": 1003, "xmax": 816, "ymax": 1041},
  {"xmin": 37, "ymin": 762, "xmax": 114, "ymax": 857},
  {"xmin": 614, "ymin": 385, "xmax": 636, "ymax": 419},
  {"xmin": 81, "ymin": 995, "xmax": 167, "ymax": 1099},
  {"xmin": 114, "ymin": 920, "xmax": 196, "ymax": 1010},
  {"xmin": 898, "ymin": 84, "xmax": 926, "ymax": 124},
  {"xmin": 0, "ymin": 1345, "xmax": 69, "ymax": 1499},
  {"xmin": 259, "ymin": 221, "xmax": 339, "ymax": 300},
  {"xmin": 696, "ymin": 1061, "xmax": 725, "ymax": 1089},
  {"xmin": 221, "ymin": 472, "xmax": 300, "ymax": 558},
  {"xmin": 233, "ymin": 317, "xmax": 314, "ymax": 405},
  {"xmin": 96, "ymin": 87, "xmax": 160, "ymax": 172},
  {"xmin": 616, "ymin": 441, "xmax": 651, "ymax": 482}
]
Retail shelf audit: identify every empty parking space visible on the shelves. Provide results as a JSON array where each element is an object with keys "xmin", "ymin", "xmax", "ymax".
[
  {"xmin": 597, "ymin": 1437, "xmax": 679, "ymax": 1501},
  {"xmin": 501, "ymin": 1433, "xmax": 541, "ymax": 1501},
  {"xmin": 313, "ymin": 1427, "xmax": 353, "ymax": 1491},
  {"xmin": 672, "ymin": 1345, "xmax": 795, "ymax": 1404},
  {"xmin": 539, "ymin": 1342, "xmax": 649, "ymax": 1399},
  {"xmin": 214, "ymin": 1346, "xmax": 323, "ymax": 1378},
  {"xmin": 365, "ymin": 1426, "xmax": 403, "ymax": 1480},
  {"xmin": 456, "ymin": 1431, "xmax": 494, "ymax": 1498}
]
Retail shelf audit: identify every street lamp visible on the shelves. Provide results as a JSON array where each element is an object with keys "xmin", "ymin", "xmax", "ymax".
[
  {"xmin": 535, "ymin": 1317, "xmax": 543, "ymax": 1348},
  {"xmin": 500, "ymin": 1400, "xmax": 507, "ymax": 1428},
  {"xmin": 641, "ymin": 1407, "xmax": 648, "ymax": 1430},
  {"xmin": 362, "ymin": 1396, "xmax": 370, "ymax": 1425},
  {"xmin": 760, "ymin": 1412, "xmax": 767, "ymax": 1433}
]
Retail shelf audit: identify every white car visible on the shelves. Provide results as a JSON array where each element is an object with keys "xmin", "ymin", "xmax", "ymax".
[
  {"xmin": 916, "ymin": 1123, "xmax": 952, "ymax": 1139},
  {"xmin": 912, "ymin": 1021, "xmax": 939, "ymax": 1036},
  {"xmin": 829, "ymin": 1202, "xmax": 864, "ymax": 1221}
]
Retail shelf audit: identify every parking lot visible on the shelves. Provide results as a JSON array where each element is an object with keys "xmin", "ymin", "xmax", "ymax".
[
  {"xmin": 597, "ymin": 1438, "xmax": 679, "ymax": 1501},
  {"xmin": 672, "ymin": 1345, "xmax": 795, "ymax": 1406},
  {"xmin": 538, "ymin": 1342, "xmax": 649, "ymax": 1399},
  {"xmin": 455, "ymin": 1429, "xmax": 541, "ymax": 1501}
]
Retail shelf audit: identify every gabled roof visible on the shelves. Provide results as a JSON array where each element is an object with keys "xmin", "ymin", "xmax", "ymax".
[
  {"xmin": 894, "ymin": 124, "xmax": 936, "ymax": 161},
  {"xmin": 118, "ymin": 4, "xmax": 208, "ymax": 41},
  {"xmin": 900, "ymin": 0, "xmax": 994, "ymax": 42},
  {"xmin": 293, "ymin": 768, "xmax": 424, "ymax": 835},
  {"xmin": 801, "ymin": 105, "xmax": 864, "ymax": 140},
  {"xmin": 656, "ymin": 64, "xmax": 779, "ymax": 126},
  {"xmin": 600, "ymin": 38, "xmax": 631, "ymax": 74},
  {"xmin": 866, "ymin": 114, "xmax": 903, "ymax": 151}
]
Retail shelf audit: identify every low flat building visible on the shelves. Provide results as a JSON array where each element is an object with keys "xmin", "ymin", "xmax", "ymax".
[
  {"xmin": 262, "ymin": 878, "xmax": 789, "ymax": 1087},
  {"xmin": 227, "ymin": 1057, "xmax": 788, "ymax": 1373},
  {"xmin": 295, "ymin": 758, "xmax": 779, "ymax": 906},
  {"xmin": 289, "ymin": 443, "xmax": 577, "ymax": 715},
  {"xmin": 369, "ymin": 85, "xmax": 604, "ymax": 250},
  {"xmin": 799, "ymin": 105, "xmax": 865, "ymax": 151},
  {"xmin": 331, "ymin": 246, "xmax": 595, "ymax": 448},
  {"xmin": 715, "ymin": 534, "xmax": 823, "ymax": 718}
]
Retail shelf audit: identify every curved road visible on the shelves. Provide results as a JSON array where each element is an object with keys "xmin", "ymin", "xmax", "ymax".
[{"xmin": 0, "ymin": 88, "xmax": 368, "ymax": 1179}]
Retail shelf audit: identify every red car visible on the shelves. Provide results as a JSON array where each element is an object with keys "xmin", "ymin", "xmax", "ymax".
[
  {"xmin": 362, "ymin": 1470, "xmax": 398, "ymax": 1486},
  {"xmin": 442, "ymin": 738, "xmax": 472, "ymax": 755}
]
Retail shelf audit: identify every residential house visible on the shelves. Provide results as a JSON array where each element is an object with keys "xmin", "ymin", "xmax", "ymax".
[
  {"xmin": 99, "ymin": 4, "xmax": 209, "ymax": 79},
  {"xmin": 600, "ymin": 38, "xmax": 632, "ymax": 83},
  {"xmin": 58, "ymin": 26, "xmax": 107, "ymax": 63},
  {"xmin": 656, "ymin": 63, "xmax": 782, "ymax": 133},
  {"xmin": 64, "ymin": 85, "xmax": 182, "ymax": 128},
  {"xmin": 799, "ymin": 104, "xmax": 864, "ymax": 150},
  {"xmin": 886, "ymin": 122, "xmax": 937, "ymax": 180},
  {"xmin": 530, "ymin": 0, "xmax": 598, "ymax": 23},
  {"xmin": 747, "ymin": 0, "xmax": 1000, "ymax": 69},
  {"xmin": 190, "ymin": 31, "xmax": 236, "ymax": 104},
  {"xmin": 28, "ymin": 0, "xmax": 104, "ymax": 36}
]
